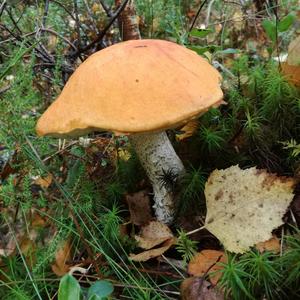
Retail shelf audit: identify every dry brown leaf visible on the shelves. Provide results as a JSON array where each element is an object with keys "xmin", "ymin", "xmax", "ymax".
[
  {"xmin": 176, "ymin": 120, "xmax": 199, "ymax": 141},
  {"xmin": 281, "ymin": 35, "xmax": 300, "ymax": 87},
  {"xmin": 33, "ymin": 174, "xmax": 53, "ymax": 189},
  {"xmin": 129, "ymin": 238, "xmax": 175, "ymax": 262},
  {"xmin": 205, "ymin": 165, "xmax": 295, "ymax": 253},
  {"xmin": 181, "ymin": 277, "xmax": 224, "ymax": 300},
  {"xmin": 126, "ymin": 190, "xmax": 153, "ymax": 226},
  {"xmin": 287, "ymin": 35, "xmax": 300, "ymax": 66},
  {"xmin": 31, "ymin": 212, "xmax": 47, "ymax": 228},
  {"xmin": 231, "ymin": 10, "xmax": 244, "ymax": 31},
  {"xmin": 188, "ymin": 250, "xmax": 227, "ymax": 286},
  {"xmin": 255, "ymin": 236, "xmax": 280, "ymax": 253},
  {"xmin": 281, "ymin": 63, "xmax": 300, "ymax": 87},
  {"xmin": 47, "ymin": 35, "xmax": 58, "ymax": 52},
  {"xmin": 20, "ymin": 236, "xmax": 36, "ymax": 268},
  {"xmin": 135, "ymin": 221, "xmax": 173, "ymax": 250},
  {"xmin": 51, "ymin": 239, "xmax": 72, "ymax": 276}
]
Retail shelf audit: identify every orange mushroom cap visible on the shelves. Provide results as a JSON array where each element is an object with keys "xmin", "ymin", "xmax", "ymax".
[{"xmin": 36, "ymin": 39, "xmax": 223, "ymax": 137}]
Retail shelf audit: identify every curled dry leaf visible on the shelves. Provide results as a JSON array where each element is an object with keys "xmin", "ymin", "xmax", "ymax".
[
  {"xmin": 129, "ymin": 221, "xmax": 175, "ymax": 262},
  {"xmin": 129, "ymin": 237, "xmax": 175, "ymax": 262},
  {"xmin": 181, "ymin": 277, "xmax": 224, "ymax": 300},
  {"xmin": 205, "ymin": 165, "xmax": 295, "ymax": 253},
  {"xmin": 33, "ymin": 174, "xmax": 53, "ymax": 189},
  {"xmin": 135, "ymin": 221, "xmax": 173, "ymax": 250},
  {"xmin": 176, "ymin": 120, "xmax": 199, "ymax": 141},
  {"xmin": 188, "ymin": 250, "xmax": 227, "ymax": 286},
  {"xmin": 126, "ymin": 190, "xmax": 153, "ymax": 226},
  {"xmin": 255, "ymin": 235, "xmax": 280, "ymax": 253},
  {"xmin": 51, "ymin": 239, "xmax": 72, "ymax": 276}
]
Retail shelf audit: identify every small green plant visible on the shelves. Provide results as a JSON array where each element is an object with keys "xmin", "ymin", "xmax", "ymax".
[
  {"xmin": 239, "ymin": 251, "xmax": 281, "ymax": 299},
  {"xmin": 199, "ymin": 126, "xmax": 226, "ymax": 153},
  {"xmin": 218, "ymin": 254, "xmax": 255, "ymax": 300},
  {"xmin": 176, "ymin": 230, "xmax": 198, "ymax": 265},
  {"xmin": 58, "ymin": 274, "xmax": 114, "ymax": 300},
  {"xmin": 280, "ymin": 139, "xmax": 300, "ymax": 158},
  {"xmin": 243, "ymin": 110, "xmax": 263, "ymax": 141},
  {"xmin": 262, "ymin": 12, "xmax": 295, "ymax": 54},
  {"xmin": 177, "ymin": 166, "xmax": 206, "ymax": 214},
  {"xmin": 280, "ymin": 232, "xmax": 300, "ymax": 288}
]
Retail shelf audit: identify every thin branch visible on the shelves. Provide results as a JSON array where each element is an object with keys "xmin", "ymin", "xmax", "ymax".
[
  {"xmin": 49, "ymin": 0, "xmax": 87, "ymax": 34},
  {"xmin": 73, "ymin": 0, "xmax": 82, "ymax": 48},
  {"xmin": 0, "ymin": 84, "xmax": 11, "ymax": 95},
  {"xmin": 41, "ymin": 28, "xmax": 78, "ymax": 51},
  {"xmin": 98, "ymin": 0, "xmax": 112, "ymax": 17},
  {"xmin": 42, "ymin": 0, "xmax": 50, "ymax": 28},
  {"xmin": 189, "ymin": 0, "xmax": 209, "ymax": 32},
  {"xmin": 0, "ymin": 0, "xmax": 7, "ymax": 18},
  {"xmin": 205, "ymin": 0, "xmax": 216, "ymax": 27},
  {"xmin": 70, "ymin": 0, "xmax": 129, "ymax": 57},
  {"xmin": 83, "ymin": 0, "xmax": 99, "ymax": 33},
  {"xmin": 4, "ymin": 6, "xmax": 23, "ymax": 35}
]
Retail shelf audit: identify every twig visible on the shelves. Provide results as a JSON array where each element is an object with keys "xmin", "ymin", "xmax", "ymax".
[
  {"xmin": 41, "ymin": 28, "xmax": 78, "ymax": 52},
  {"xmin": 69, "ymin": 208, "xmax": 102, "ymax": 277},
  {"xmin": 189, "ymin": 0, "xmax": 209, "ymax": 32},
  {"xmin": 0, "ymin": 0, "xmax": 6, "ymax": 18},
  {"xmin": 205, "ymin": 0, "xmax": 216, "ymax": 27},
  {"xmin": 69, "ymin": 0, "xmax": 129, "ymax": 57},
  {"xmin": 73, "ymin": 0, "xmax": 82, "ymax": 48},
  {"xmin": 186, "ymin": 225, "xmax": 206, "ymax": 236},
  {"xmin": 4, "ymin": 6, "xmax": 23, "ymax": 35},
  {"xmin": 0, "ymin": 84, "xmax": 11, "ymax": 95},
  {"xmin": 49, "ymin": 0, "xmax": 85, "ymax": 30},
  {"xmin": 39, "ymin": 73, "xmax": 64, "ymax": 86},
  {"xmin": 42, "ymin": 141, "xmax": 78, "ymax": 162},
  {"xmin": 83, "ymin": 0, "xmax": 99, "ymax": 33},
  {"xmin": 98, "ymin": 0, "xmax": 112, "ymax": 17},
  {"xmin": 116, "ymin": 0, "xmax": 141, "ymax": 41},
  {"xmin": 42, "ymin": 0, "xmax": 50, "ymax": 28}
]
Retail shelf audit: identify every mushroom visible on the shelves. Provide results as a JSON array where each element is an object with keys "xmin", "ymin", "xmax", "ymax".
[{"xmin": 36, "ymin": 39, "xmax": 223, "ymax": 224}]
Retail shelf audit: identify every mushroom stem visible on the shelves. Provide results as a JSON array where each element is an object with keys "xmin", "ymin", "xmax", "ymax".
[{"xmin": 129, "ymin": 131, "xmax": 185, "ymax": 224}]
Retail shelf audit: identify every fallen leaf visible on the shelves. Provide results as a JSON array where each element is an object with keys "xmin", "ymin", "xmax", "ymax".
[
  {"xmin": 47, "ymin": 35, "xmax": 58, "ymax": 52},
  {"xmin": 129, "ymin": 238, "xmax": 175, "ymax": 262},
  {"xmin": 19, "ymin": 236, "xmax": 36, "ymax": 268},
  {"xmin": 181, "ymin": 277, "xmax": 224, "ymax": 300},
  {"xmin": 281, "ymin": 63, "xmax": 300, "ymax": 87},
  {"xmin": 287, "ymin": 35, "xmax": 300, "ymax": 66},
  {"xmin": 176, "ymin": 120, "xmax": 199, "ymax": 141},
  {"xmin": 126, "ymin": 190, "xmax": 153, "ymax": 226},
  {"xmin": 31, "ymin": 211, "xmax": 47, "ymax": 228},
  {"xmin": 255, "ymin": 236, "xmax": 280, "ymax": 253},
  {"xmin": 281, "ymin": 35, "xmax": 300, "ymax": 87},
  {"xmin": 117, "ymin": 148, "xmax": 131, "ymax": 161},
  {"xmin": 188, "ymin": 250, "xmax": 227, "ymax": 285},
  {"xmin": 0, "ymin": 233, "xmax": 18, "ymax": 257},
  {"xmin": 134, "ymin": 221, "xmax": 173, "ymax": 250},
  {"xmin": 204, "ymin": 165, "xmax": 295, "ymax": 253},
  {"xmin": 51, "ymin": 239, "xmax": 72, "ymax": 276},
  {"xmin": 33, "ymin": 174, "xmax": 53, "ymax": 189}
]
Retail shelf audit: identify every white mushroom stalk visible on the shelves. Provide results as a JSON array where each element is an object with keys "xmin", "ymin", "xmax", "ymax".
[{"xmin": 129, "ymin": 131, "xmax": 185, "ymax": 224}]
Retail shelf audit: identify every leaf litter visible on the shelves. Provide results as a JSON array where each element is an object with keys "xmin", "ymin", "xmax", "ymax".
[
  {"xmin": 129, "ymin": 221, "xmax": 176, "ymax": 262},
  {"xmin": 204, "ymin": 165, "xmax": 295, "ymax": 253}
]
